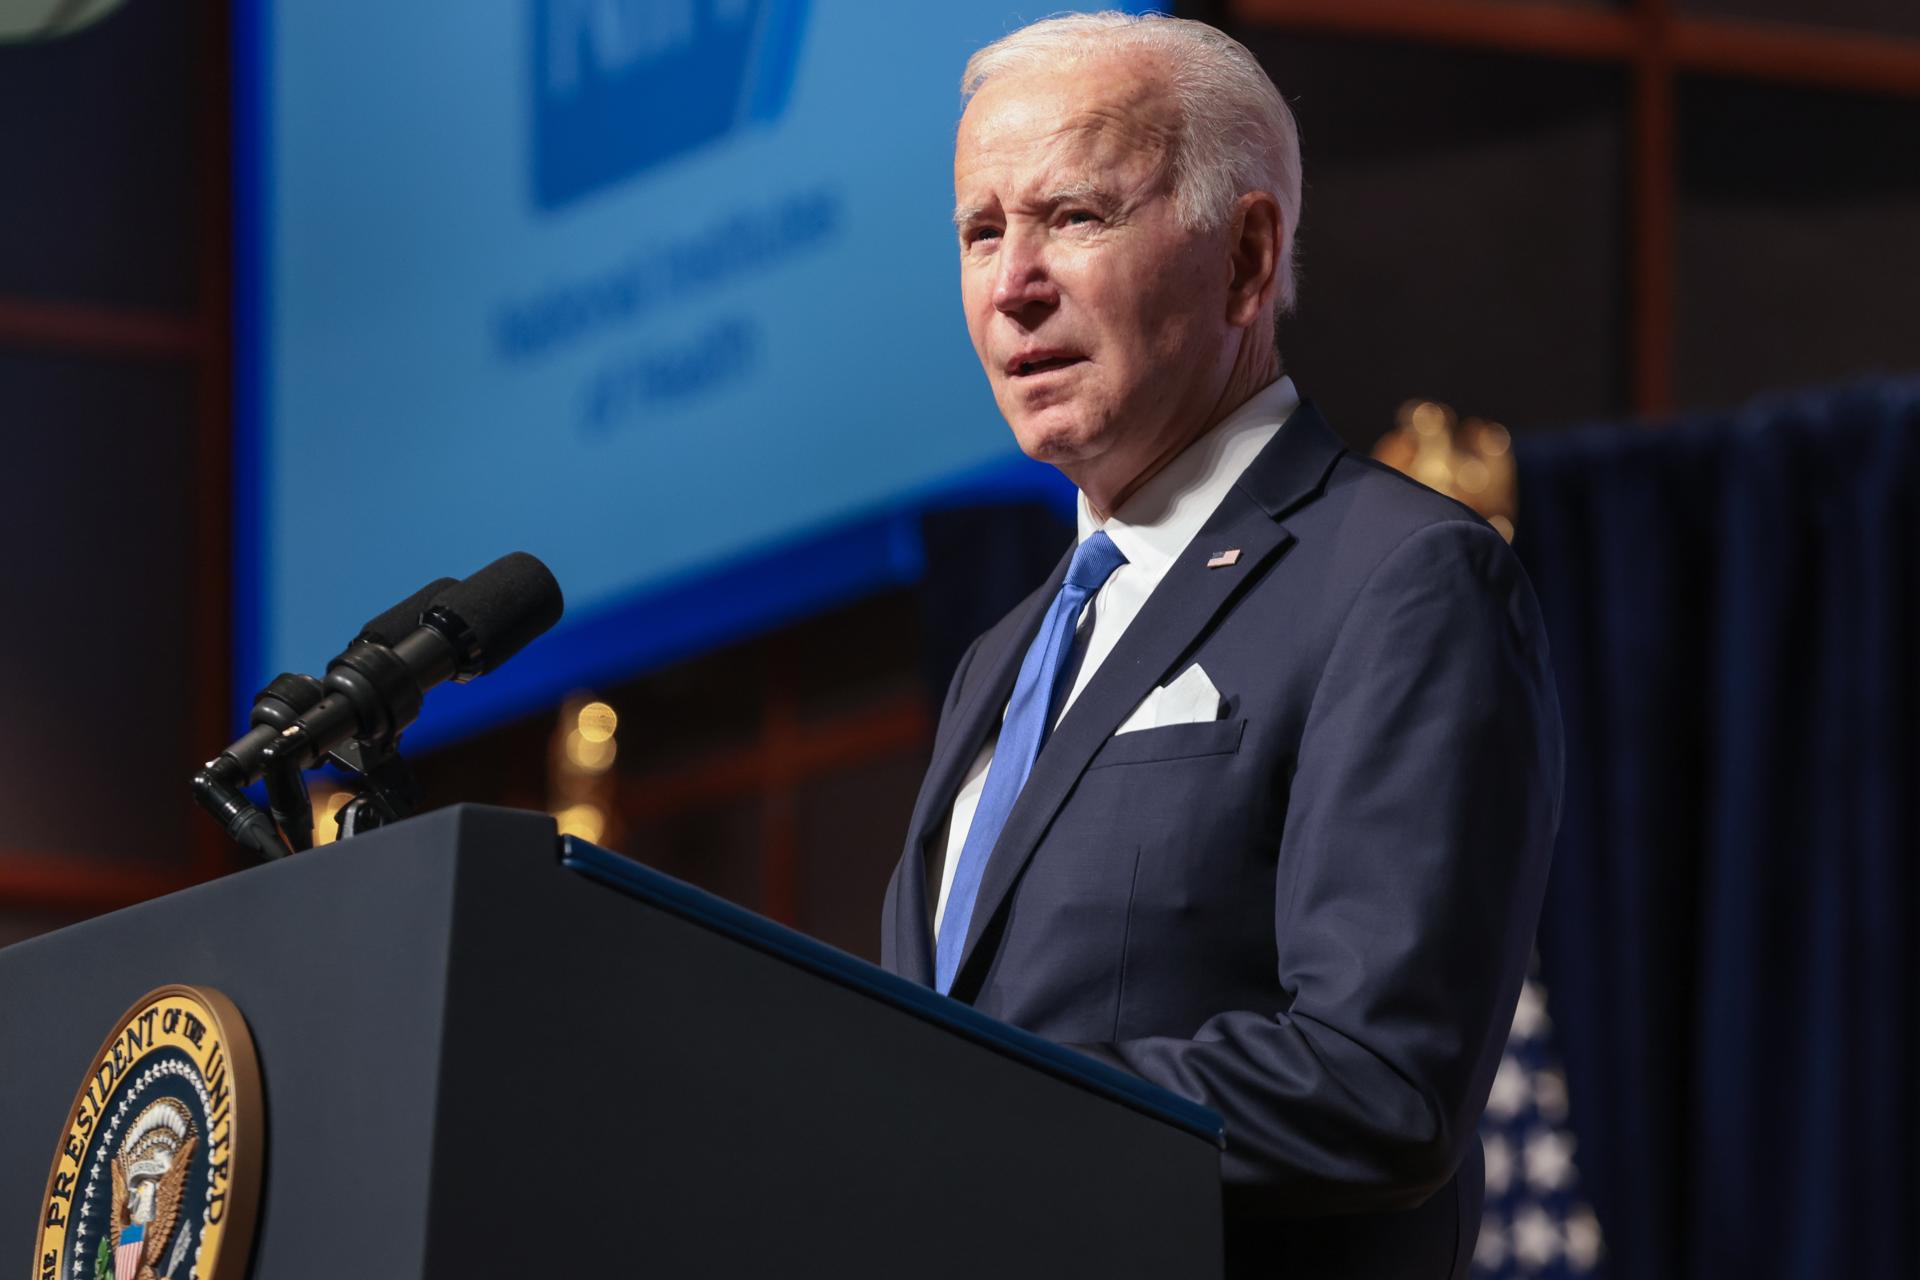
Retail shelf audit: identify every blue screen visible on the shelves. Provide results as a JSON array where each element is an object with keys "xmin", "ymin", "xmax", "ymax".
[{"xmin": 237, "ymin": 1, "xmax": 1156, "ymax": 746}]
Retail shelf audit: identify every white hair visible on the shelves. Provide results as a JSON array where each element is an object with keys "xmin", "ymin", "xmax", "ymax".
[{"xmin": 962, "ymin": 11, "xmax": 1303, "ymax": 312}]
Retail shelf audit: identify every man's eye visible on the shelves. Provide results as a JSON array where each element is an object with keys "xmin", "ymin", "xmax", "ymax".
[
  {"xmin": 1062, "ymin": 210, "xmax": 1099, "ymax": 226},
  {"xmin": 966, "ymin": 226, "xmax": 1002, "ymax": 246}
]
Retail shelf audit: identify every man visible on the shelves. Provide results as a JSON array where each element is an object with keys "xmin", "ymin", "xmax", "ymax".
[{"xmin": 880, "ymin": 14, "xmax": 1562, "ymax": 1278}]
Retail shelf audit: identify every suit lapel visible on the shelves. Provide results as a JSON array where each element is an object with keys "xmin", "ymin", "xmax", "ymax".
[
  {"xmin": 891, "ymin": 547, "xmax": 1072, "ymax": 982},
  {"xmin": 951, "ymin": 400, "xmax": 1347, "ymax": 991}
]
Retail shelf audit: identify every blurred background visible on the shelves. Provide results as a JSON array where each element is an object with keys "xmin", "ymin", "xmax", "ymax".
[{"xmin": 0, "ymin": 2, "xmax": 1913, "ymax": 1278}]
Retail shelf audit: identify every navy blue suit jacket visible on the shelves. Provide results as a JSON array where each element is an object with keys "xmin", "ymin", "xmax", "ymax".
[{"xmin": 880, "ymin": 400, "xmax": 1562, "ymax": 1278}]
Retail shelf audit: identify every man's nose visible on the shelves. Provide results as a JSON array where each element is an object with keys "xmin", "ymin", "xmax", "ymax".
[{"xmin": 991, "ymin": 229, "xmax": 1058, "ymax": 316}]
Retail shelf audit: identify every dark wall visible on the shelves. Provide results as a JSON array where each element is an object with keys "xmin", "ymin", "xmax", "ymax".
[
  {"xmin": 1238, "ymin": 19, "xmax": 1920, "ymax": 445},
  {"xmin": 0, "ymin": 3, "xmax": 222, "ymax": 909},
  {"xmin": 1250, "ymin": 34, "xmax": 1629, "ymax": 447},
  {"xmin": 0, "ymin": 5, "xmax": 202, "ymax": 308},
  {"xmin": 0, "ymin": 351, "xmax": 198, "ymax": 860},
  {"xmin": 1676, "ymin": 80, "xmax": 1920, "ymax": 410}
]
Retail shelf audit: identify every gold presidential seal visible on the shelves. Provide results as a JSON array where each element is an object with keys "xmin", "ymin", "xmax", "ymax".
[{"xmin": 32, "ymin": 987, "xmax": 261, "ymax": 1280}]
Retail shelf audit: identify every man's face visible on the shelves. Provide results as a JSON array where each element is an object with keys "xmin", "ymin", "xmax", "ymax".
[{"xmin": 954, "ymin": 55, "xmax": 1236, "ymax": 507}]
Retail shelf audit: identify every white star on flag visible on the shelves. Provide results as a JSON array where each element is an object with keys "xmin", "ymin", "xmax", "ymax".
[
  {"xmin": 1473, "ymin": 970, "xmax": 1606, "ymax": 1278},
  {"xmin": 1485, "ymin": 1054, "xmax": 1530, "ymax": 1120}
]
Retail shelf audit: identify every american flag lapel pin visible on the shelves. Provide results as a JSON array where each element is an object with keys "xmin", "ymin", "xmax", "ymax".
[{"xmin": 1206, "ymin": 549, "xmax": 1242, "ymax": 568}]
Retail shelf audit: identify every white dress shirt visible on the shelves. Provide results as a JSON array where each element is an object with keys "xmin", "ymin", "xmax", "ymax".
[{"xmin": 932, "ymin": 376, "xmax": 1301, "ymax": 933}]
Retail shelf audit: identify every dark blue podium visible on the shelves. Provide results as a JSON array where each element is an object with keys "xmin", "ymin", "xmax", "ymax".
[{"xmin": 0, "ymin": 805, "xmax": 1224, "ymax": 1277}]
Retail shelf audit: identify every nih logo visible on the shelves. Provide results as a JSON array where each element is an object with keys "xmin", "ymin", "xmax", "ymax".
[{"xmin": 533, "ymin": 0, "xmax": 810, "ymax": 209}]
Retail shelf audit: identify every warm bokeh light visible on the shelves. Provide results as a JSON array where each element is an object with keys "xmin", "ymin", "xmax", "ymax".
[
  {"xmin": 1373, "ymin": 400, "xmax": 1518, "ymax": 543},
  {"xmin": 576, "ymin": 701, "xmax": 618, "ymax": 743},
  {"xmin": 551, "ymin": 695, "xmax": 620, "ymax": 845},
  {"xmin": 564, "ymin": 728, "xmax": 618, "ymax": 772},
  {"xmin": 553, "ymin": 802, "xmax": 606, "ymax": 844}
]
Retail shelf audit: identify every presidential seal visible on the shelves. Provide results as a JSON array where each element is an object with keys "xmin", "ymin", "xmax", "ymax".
[{"xmin": 33, "ymin": 987, "xmax": 261, "ymax": 1280}]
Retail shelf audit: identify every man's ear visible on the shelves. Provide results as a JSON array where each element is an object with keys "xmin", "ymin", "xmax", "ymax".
[{"xmin": 1225, "ymin": 191, "xmax": 1282, "ymax": 329}]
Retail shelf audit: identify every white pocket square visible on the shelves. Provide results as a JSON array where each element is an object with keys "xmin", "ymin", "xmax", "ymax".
[{"xmin": 1115, "ymin": 663, "xmax": 1223, "ymax": 735}]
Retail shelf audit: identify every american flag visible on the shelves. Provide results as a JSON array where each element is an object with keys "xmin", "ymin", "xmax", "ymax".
[
  {"xmin": 1473, "ymin": 971, "xmax": 1607, "ymax": 1277},
  {"xmin": 113, "ymin": 1223, "xmax": 144, "ymax": 1280}
]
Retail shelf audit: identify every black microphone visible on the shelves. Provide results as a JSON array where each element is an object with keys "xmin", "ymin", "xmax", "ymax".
[
  {"xmin": 356, "ymin": 576, "xmax": 458, "ymax": 647},
  {"xmin": 418, "ymin": 551, "xmax": 565, "ymax": 681},
  {"xmin": 258, "ymin": 551, "xmax": 563, "ymax": 774},
  {"xmin": 192, "ymin": 555, "xmax": 564, "ymax": 857},
  {"xmin": 201, "ymin": 574, "xmax": 459, "ymax": 789}
]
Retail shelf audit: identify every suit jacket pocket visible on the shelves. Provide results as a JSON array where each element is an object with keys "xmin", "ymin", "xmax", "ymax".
[{"xmin": 1086, "ymin": 717, "xmax": 1246, "ymax": 770}]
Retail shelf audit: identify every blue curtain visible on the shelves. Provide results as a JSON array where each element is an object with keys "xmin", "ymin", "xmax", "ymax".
[{"xmin": 1514, "ymin": 378, "xmax": 1919, "ymax": 1280}]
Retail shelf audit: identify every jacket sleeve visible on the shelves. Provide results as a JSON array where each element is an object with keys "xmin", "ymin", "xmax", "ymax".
[{"xmin": 1073, "ymin": 518, "xmax": 1564, "ymax": 1215}]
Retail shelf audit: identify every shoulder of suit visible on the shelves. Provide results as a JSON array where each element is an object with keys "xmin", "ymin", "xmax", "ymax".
[
  {"xmin": 1291, "ymin": 451, "xmax": 1522, "ymax": 590},
  {"xmin": 1317, "ymin": 450, "xmax": 1502, "ymax": 535}
]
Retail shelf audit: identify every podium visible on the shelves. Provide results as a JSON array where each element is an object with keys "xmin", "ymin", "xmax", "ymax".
[{"xmin": 1, "ymin": 806, "xmax": 1223, "ymax": 1277}]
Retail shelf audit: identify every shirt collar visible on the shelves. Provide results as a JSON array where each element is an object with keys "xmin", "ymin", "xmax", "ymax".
[{"xmin": 1075, "ymin": 375, "xmax": 1301, "ymax": 575}]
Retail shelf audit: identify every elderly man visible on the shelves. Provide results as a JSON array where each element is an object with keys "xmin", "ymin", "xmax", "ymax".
[{"xmin": 880, "ymin": 13, "xmax": 1562, "ymax": 1279}]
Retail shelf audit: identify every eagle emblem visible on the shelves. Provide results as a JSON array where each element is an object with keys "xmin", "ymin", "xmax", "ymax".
[{"xmin": 108, "ymin": 1100, "xmax": 198, "ymax": 1280}]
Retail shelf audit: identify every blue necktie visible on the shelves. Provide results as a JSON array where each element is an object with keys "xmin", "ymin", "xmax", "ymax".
[{"xmin": 935, "ymin": 530, "xmax": 1127, "ymax": 995}]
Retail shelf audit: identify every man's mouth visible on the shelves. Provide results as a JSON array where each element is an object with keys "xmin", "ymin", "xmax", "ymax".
[{"xmin": 1008, "ymin": 352, "xmax": 1085, "ymax": 377}]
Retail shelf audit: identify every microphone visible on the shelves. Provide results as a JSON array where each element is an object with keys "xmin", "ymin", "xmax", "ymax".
[
  {"xmin": 258, "ymin": 553, "xmax": 562, "ymax": 843},
  {"xmin": 203, "ymin": 574, "xmax": 459, "ymax": 792},
  {"xmin": 266, "ymin": 549, "xmax": 563, "ymax": 772},
  {"xmin": 316, "ymin": 551, "xmax": 563, "ymax": 742},
  {"xmin": 417, "ymin": 551, "xmax": 565, "ymax": 682},
  {"xmin": 249, "ymin": 578, "xmax": 449, "ymax": 852},
  {"xmin": 356, "ymin": 576, "xmax": 458, "ymax": 647},
  {"xmin": 193, "ymin": 554, "xmax": 564, "ymax": 857}
]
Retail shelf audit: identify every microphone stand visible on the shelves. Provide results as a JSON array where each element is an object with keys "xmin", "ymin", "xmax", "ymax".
[
  {"xmin": 196, "ymin": 711, "xmax": 423, "ymax": 858},
  {"xmin": 191, "ymin": 755, "xmax": 294, "ymax": 861},
  {"xmin": 190, "ymin": 672, "xmax": 326, "ymax": 861},
  {"xmin": 262, "ymin": 728, "xmax": 318, "ymax": 853},
  {"xmin": 326, "ymin": 738, "xmax": 420, "ymax": 840}
]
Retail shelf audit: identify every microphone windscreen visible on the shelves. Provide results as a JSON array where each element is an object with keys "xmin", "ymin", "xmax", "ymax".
[
  {"xmin": 358, "ymin": 577, "xmax": 459, "ymax": 647},
  {"xmin": 436, "ymin": 552, "xmax": 564, "ymax": 675}
]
